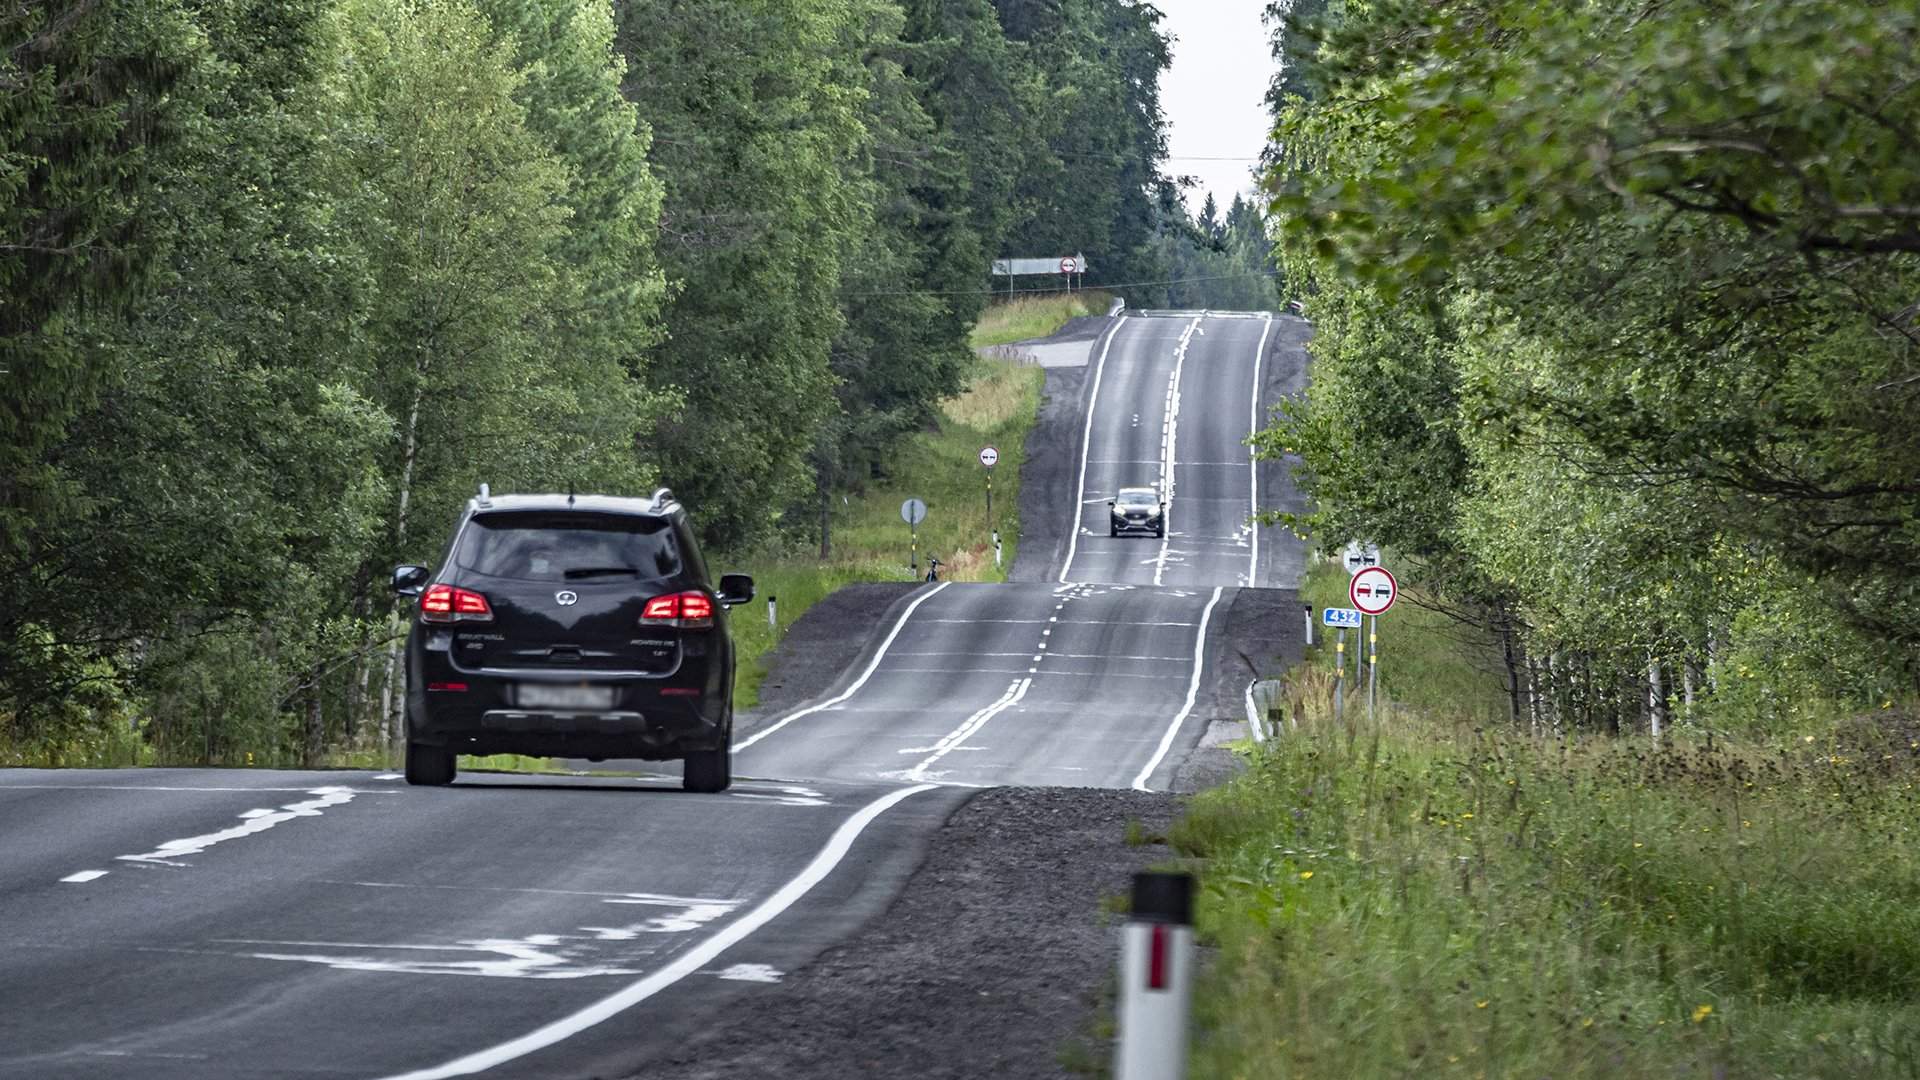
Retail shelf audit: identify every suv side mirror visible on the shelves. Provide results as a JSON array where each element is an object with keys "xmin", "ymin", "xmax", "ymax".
[
  {"xmin": 717, "ymin": 573, "xmax": 755, "ymax": 608},
  {"xmin": 1107, "ymin": 500, "xmax": 1116, "ymax": 508},
  {"xmin": 391, "ymin": 564, "xmax": 430, "ymax": 596}
]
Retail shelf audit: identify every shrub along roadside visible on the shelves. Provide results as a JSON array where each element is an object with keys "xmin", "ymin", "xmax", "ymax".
[
  {"xmin": 969, "ymin": 290, "xmax": 1113, "ymax": 349},
  {"xmin": 1175, "ymin": 559, "xmax": 1920, "ymax": 1079}
]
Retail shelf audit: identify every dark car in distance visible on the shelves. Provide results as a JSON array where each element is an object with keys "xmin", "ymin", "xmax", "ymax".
[
  {"xmin": 390, "ymin": 486, "xmax": 753, "ymax": 792},
  {"xmin": 1109, "ymin": 486, "xmax": 1165, "ymax": 538}
]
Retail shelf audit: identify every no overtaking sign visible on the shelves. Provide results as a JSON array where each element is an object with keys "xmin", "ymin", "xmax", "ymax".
[{"xmin": 1349, "ymin": 566, "xmax": 1398, "ymax": 616}]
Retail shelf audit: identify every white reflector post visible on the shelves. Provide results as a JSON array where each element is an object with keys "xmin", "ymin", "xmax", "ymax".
[{"xmin": 1116, "ymin": 872, "xmax": 1195, "ymax": 1080}]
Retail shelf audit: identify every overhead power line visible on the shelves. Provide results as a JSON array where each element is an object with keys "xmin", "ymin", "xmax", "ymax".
[{"xmin": 848, "ymin": 268, "xmax": 1281, "ymax": 299}]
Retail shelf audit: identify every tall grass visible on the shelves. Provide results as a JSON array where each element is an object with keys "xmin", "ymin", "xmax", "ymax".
[
  {"xmin": 1177, "ymin": 558, "xmax": 1920, "ymax": 1078},
  {"xmin": 969, "ymin": 290, "xmax": 1113, "ymax": 348}
]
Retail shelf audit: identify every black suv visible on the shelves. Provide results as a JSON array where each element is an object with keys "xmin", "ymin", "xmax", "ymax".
[{"xmin": 390, "ymin": 487, "xmax": 753, "ymax": 792}]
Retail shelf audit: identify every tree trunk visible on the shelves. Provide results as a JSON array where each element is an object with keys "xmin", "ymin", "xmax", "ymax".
[
  {"xmin": 1647, "ymin": 651, "xmax": 1666, "ymax": 744},
  {"xmin": 818, "ymin": 471, "xmax": 832, "ymax": 561},
  {"xmin": 304, "ymin": 682, "xmax": 324, "ymax": 768},
  {"xmin": 1499, "ymin": 613, "xmax": 1522, "ymax": 728},
  {"xmin": 381, "ymin": 372, "xmax": 429, "ymax": 760}
]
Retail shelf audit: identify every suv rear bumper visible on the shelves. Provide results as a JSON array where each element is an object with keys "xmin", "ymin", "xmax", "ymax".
[{"xmin": 404, "ymin": 650, "xmax": 727, "ymax": 760}]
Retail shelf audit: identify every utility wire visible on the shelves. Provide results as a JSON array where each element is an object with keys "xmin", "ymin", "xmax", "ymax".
[{"xmin": 848, "ymin": 268, "xmax": 1282, "ymax": 299}]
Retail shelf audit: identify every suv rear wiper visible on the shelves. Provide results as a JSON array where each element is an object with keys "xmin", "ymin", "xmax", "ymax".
[{"xmin": 563, "ymin": 566, "xmax": 641, "ymax": 579}]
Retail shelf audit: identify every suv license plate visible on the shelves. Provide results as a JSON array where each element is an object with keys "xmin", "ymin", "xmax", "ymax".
[{"xmin": 518, "ymin": 684, "xmax": 615, "ymax": 710}]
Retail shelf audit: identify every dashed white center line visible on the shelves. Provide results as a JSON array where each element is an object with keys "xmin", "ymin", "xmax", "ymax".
[{"xmin": 61, "ymin": 870, "xmax": 108, "ymax": 884}]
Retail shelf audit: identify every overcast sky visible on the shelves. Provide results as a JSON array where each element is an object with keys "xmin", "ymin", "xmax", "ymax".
[{"xmin": 1156, "ymin": 1, "xmax": 1276, "ymax": 213}]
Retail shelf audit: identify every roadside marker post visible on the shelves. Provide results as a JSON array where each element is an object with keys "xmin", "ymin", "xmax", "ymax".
[
  {"xmin": 1303, "ymin": 603, "xmax": 1313, "ymax": 647},
  {"xmin": 1321, "ymin": 606, "xmax": 1363, "ymax": 722},
  {"xmin": 1115, "ymin": 872, "xmax": 1195, "ymax": 1080},
  {"xmin": 768, "ymin": 595, "xmax": 777, "ymax": 631}
]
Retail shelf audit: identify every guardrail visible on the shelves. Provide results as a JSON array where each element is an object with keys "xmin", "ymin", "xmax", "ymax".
[{"xmin": 1244, "ymin": 678, "xmax": 1289, "ymax": 741}]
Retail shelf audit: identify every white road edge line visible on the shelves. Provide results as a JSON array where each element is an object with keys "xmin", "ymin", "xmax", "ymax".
[
  {"xmin": 1243, "ymin": 679, "xmax": 1264, "ymax": 743},
  {"xmin": 737, "ymin": 583, "xmax": 951, "ymax": 751},
  {"xmin": 377, "ymin": 782, "xmax": 940, "ymax": 1080},
  {"xmin": 1248, "ymin": 314, "xmax": 1273, "ymax": 587},
  {"xmin": 1154, "ymin": 316, "xmax": 1202, "ymax": 587},
  {"xmin": 1060, "ymin": 316, "xmax": 1126, "ymax": 583},
  {"xmin": 1130, "ymin": 585, "xmax": 1225, "ymax": 791}
]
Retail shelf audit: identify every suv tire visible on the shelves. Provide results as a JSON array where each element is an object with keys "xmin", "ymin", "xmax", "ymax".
[
  {"xmin": 682, "ymin": 745, "xmax": 731, "ymax": 793},
  {"xmin": 405, "ymin": 742, "xmax": 456, "ymax": 786}
]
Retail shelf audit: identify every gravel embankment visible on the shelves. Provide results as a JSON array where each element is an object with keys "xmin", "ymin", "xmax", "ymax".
[{"xmin": 629, "ymin": 786, "xmax": 1181, "ymax": 1080}]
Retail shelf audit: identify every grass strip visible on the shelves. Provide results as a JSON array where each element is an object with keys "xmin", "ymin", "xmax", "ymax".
[
  {"xmin": 1177, "ymin": 559, "xmax": 1920, "ymax": 1078},
  {"xmin": 969, "ymin": 290, "xmax": 1112, "ymax": 349}
]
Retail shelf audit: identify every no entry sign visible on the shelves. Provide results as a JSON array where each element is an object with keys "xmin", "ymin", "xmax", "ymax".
[{"xmin": 1349, "ymin": 566, "xmax": 1398, "ymax": 616}]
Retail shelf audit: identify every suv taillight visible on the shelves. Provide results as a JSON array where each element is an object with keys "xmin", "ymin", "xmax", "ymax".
[
  {"xmin": 420, "ymin": 583, "xmax": 493, "ymax": 623},
  {"xmin": 641, "ymin": 590, "xmax": 714, "ymax": 629}
]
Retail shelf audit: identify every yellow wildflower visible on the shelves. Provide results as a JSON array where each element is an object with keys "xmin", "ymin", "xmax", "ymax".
[
  {"xmin": 1299, "ymin": 871, "xmax": 1313, "ymax": 880},
  {"xmin": 1691, "ymin": 1004, "xmax": 1713, "ymax": 1023}
]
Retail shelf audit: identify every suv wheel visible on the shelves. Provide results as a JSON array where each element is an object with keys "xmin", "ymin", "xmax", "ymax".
[
  {"xmin": 683, "ymin": 745, "xmax": 731, "ymax": 793},
  {"xmin": 405, "ymin": 742, "xmax": 456, "ymax": 786}
]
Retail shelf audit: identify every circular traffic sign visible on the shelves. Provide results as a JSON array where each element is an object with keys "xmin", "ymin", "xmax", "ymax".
[
  {"xmin": 900, "ymin": 498, "xmax": 927, "ymax": 525},
  {"xmin": 1349, "ymin": 566, "xmax": 1398, "ymax": 616},
  {"xmin": 1059, "ymin": 256, "xmax": 1077, "ymax": 274},
  {"xmin": 1342, "ymin": 539, "xmax": 1382, "ymax": 576},
  {"xmin": 979, "ymin": 446, "xmax": 999, "ymax": 469}
]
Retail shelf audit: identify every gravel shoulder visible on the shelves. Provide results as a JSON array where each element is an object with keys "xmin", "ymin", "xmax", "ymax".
[{"xmin": 625, "ymin": 786, "xmax": 1180, "ymax": 1080}]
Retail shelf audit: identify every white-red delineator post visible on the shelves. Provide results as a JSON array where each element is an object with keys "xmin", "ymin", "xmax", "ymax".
[{"xmin": 1116, "ymin": 871, "xmax": 1195, "ymax": 1080}]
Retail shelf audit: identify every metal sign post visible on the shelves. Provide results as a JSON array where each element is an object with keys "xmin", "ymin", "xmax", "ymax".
[
  {"xmin": 1349, "ymin": 567, "xmax": 1398, "ymax": 723},
  {"xmin": 1333, "ymin": 628, "xmax": 1346, "ymax": 723},
  {"xmin": 1368, "ymin": 615, "xmax": 1378, "ymax": 724},
  {"xmin": 1323, "ymin": 607, "xmax": 1363, "ymax": 724},
  {"xmin": 980, "ymin": 447, "xmax": 999, "ymax": 570},
  {"xmin": 901, "ymin": 498, "xmax": 927, "ymax": 571}
]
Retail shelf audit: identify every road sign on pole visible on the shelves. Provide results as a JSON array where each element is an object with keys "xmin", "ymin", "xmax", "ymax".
[
  {"xmin": 979, "ymin": 446, "xmax": 999, "ymax": 469},
  {"xmin": 901, "ymin": 498, "xmax": 926, "ymax": 571},
  {"xmin": 1342, "ymin": 540, "xmax": 1382, "ymax": 576},
  {"xmin": 1349, "ymin": 566, "xmax": 1398, "ymax": 616},
  {"xmin": 1322, "ymin": 607, "xmax": 1363, "ymax": 628}
]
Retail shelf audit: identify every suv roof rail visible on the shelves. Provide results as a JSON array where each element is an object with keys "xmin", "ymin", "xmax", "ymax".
[
  {"xmin": 647, "ymin": 487, "xmax": 678, "ymax": 513},
  {"xmin": 475, "ymin": 482, "xmax": 492, "ymax": 507}
]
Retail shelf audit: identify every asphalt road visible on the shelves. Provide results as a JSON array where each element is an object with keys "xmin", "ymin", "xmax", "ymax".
[
  {"xmin": 0, "ymin": 768, "xmax": 965, "ymax": 1079},
  {"xmin": 0, "ymin": 310, "xmax": 1307, "ymax": 1079}
]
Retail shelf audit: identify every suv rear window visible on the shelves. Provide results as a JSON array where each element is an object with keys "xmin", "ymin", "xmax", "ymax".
[{"xmin": 455, "ymin": 512, "xmax": 682, "ymax": 583}]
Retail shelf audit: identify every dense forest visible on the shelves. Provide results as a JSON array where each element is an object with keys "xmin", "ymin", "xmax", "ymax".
[
  {"xmin": 1, "ymin": 0, "xmax": 1275, "ymax": 763},
  {"xmin": 1260, "ymin": 0, "xmax": 1920, "ymax": 733}
]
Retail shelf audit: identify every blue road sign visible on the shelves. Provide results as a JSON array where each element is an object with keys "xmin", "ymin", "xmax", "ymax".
[{"xmin": 1322, "ymin": 607, "xmax": 1363, "ymax": 628}]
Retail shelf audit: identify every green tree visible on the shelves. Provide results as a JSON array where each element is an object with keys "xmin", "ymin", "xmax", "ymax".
[{"xmin": 616, "ymin": 0, "xmax": 864, "ymax": 548}]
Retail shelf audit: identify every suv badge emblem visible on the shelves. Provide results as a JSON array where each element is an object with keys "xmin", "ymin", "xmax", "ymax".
[{"xmin": 555, "ymin": 590, "xmax": 578, "ymax": 606}]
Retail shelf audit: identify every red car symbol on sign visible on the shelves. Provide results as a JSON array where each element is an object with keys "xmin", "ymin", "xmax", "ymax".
[{"xmin": 1349, "ymin": 566, "xmax": 1398, "ymax": 616}]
